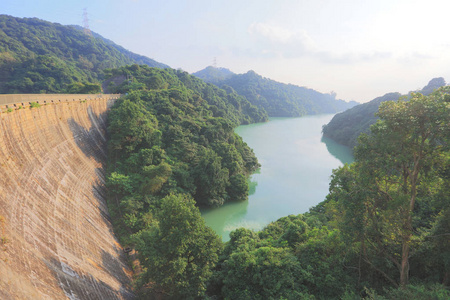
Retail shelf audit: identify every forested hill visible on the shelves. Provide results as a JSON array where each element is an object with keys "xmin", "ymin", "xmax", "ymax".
[
  {"xmin": 105, "ymin": 65, "xmax": 268, "ymax": 126},
  {"xmin": 193, "ymin": 67, "xmax": 358, "ymax": 117},
  {"xmin": 0, "ymin": 15, "xmax": 168, "ymax": 94},
  {"xmin": 322, "ymin": 77, "xmax": 447, "ymax": 148},
  {"xmin": 109, "ymin": 77, "xmax": 450, "ymax": 298},
  {"xmin": 104, "ymin": 64, "xmax": 268, "ymax": 266},
  {"xmin": 192, "ymin": 66, "xmax": 235, "ymax": 85}
]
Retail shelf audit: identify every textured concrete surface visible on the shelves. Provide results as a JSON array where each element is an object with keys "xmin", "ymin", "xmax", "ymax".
[
  {"xmin": 0, "ymin": 94, "xmax": 120, "ymax": 106},
  {"xmin": 0, "ymin": 97, "xmax": 134, "ymax": 299}
]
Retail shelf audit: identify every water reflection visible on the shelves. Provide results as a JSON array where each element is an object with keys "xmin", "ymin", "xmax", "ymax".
[
  {"xmin": 200, "ymin": 172, "xmax": 263, "ymax": 241},
  {"xmin": 200, "ymin": 198, "xmax": 250, "ymax": 241},
  {"xmin": 201, "ymin": 115, "xmax": 354, "ymax": 241},
  {"xmin": 248, "ymin": 169, "xmax": 259, "ymax": 196},
  {"xmin": 320, "ymin": 136, "xmax": 354, "ymax": 165}
]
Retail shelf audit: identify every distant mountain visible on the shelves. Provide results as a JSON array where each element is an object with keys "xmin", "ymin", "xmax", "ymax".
[
  {"xmin": 105, "ymin": 64, "xmax": 268, "ymax": 125},
  {"xmin": 322, "ymin": 92, "xmax": 402, "ymax": 148},
  {"xmin": 420, "ymin": 77, "xmax": 446, "ymax": 96},
  {"xmin": 193, "ymin": 67, "xmax": 358, "ymax": 117},
  {"xmin": 322, "ymin": 77, "xmax": 447, "ymax": 148},
  {"xmin": 0, "ymin": 15, "xmax": 169, "ymax": 93},
  {"xmin": 192, "ymin": 66, "xmax": 235, "ymax": 85}
]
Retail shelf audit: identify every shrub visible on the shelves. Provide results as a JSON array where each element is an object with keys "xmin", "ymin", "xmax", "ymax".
[{"xmin": 30, "ymin": 102, "xmax": 41, "ymax": 108}]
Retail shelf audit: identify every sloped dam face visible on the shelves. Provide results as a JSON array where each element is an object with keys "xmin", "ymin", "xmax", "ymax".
[{"xmin": 0, "ymin": 95, "xmax": 134, "ymax": 299}]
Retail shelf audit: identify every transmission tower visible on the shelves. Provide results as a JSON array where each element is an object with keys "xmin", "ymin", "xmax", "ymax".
[
  {"xmin": 213, "ymin": 57, "xmax": 217, "ymax": 68},
  {"xmin": 82, "ymin": 8, "xmax": 92, "ymax": 36}
]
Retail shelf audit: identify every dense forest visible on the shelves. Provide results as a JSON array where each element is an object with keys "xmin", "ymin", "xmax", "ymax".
[
  {"xmin": 104, "ymin": 63, "xmax": 266, "ymax": 239},
  {"xmin": 322, "ymin": 77, "xmax": 446, "ymax": 148},
  {"xmin": 0, "ymin": 15, "xmax": 168, "ymax": 94},
  {"xmin": 193, "ymin": 67, "xmax": 358, "ymax": 117},
  {"xmin": 2, "ymin": 13, "xmax": 448, "ymax": 299},
  {"xmin": 106, "ymin": 66, "xmax": 450, "ymax": 299},
  {"xmin": 192, "ymin": 66, "xmax": 235, "ymax": 85}
]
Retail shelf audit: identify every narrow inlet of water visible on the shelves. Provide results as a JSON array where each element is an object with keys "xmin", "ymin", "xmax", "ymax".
[{"xmin": 201, "ymin": 114, "xmax": 354, "ymax": 241}]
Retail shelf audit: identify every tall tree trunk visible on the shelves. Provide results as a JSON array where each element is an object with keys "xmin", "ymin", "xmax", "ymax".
[
  {"xmin": 400, "ymin": 166, "xmax": 418, "ymax": 287},
  {"xmin": 400, "ymin": 237, "xmax": 410, "ymax": 287}
]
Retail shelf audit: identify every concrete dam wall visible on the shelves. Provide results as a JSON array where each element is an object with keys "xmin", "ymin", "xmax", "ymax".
[{"xmin": 0, "ymin": 95, "xmax": 134, "ymax": 299}]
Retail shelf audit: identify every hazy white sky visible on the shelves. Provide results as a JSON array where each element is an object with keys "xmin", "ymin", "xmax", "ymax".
[{"xmin": 3, "ymin": 0, "xmax": 450, "ymax": 102}]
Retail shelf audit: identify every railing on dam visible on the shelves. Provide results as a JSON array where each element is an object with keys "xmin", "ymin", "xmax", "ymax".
[{"xmin": 0, "ymin": 93, "xmax": 122, "ymax": 108}]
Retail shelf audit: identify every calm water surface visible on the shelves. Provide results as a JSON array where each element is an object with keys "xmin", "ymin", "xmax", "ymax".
[{"xmin": 201, "ymin": 114, "xmax": 353, "ymax": 241}]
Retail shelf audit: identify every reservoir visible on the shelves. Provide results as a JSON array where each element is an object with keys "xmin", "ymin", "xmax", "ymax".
[{"xmin": 201, "ymin": 114, "xmax": 353, "ymax": 241}]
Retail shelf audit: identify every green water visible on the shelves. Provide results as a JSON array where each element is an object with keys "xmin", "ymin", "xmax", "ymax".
[{"xmin": 201, "ymin": 114, "xmax": 354, "ymax": 241}]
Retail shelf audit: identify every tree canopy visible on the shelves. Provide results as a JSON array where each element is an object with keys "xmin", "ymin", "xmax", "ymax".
[
  {"xmin": 103, "ymin": 71, "xmax": 450, "ymax": 299},
  {"xmin": 193, "ymin": 67, "xmax": 358, "ymax": 117},
  {"xmin": 325, "ymin": 86, "xmax": 450, "ymax": 288},
  {"xmin": 105, "ymin": 65, "xmax": 267, "ymax": 297},
  {"xmin": 0, "ymin": 15, "xmax": 168, "ymax": 93},
  {"xmin": 322, "ymin": 77, "xmax": 447, "ymax": 148},
  {"xmin": 134, "ymin": 194, "xmax": 222, "ymax": 299}
]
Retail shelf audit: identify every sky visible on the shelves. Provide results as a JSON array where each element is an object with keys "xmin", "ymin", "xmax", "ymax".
[{"xmin": 3, "ymin": 0, "xmax": 450, "ymax": 102}]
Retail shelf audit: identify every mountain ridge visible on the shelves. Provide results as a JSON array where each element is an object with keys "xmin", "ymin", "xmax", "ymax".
[
  {"xmin": 322, "ymin": 77, "xmax": 447, "ymax": 148},
  {"xmin": 0, "ymin": 15, "xmax": 168, "ymax": 94},
  {"xmin": 193, "ymin": 66, "xmax": 358, "ymax": 117},
  {"xmin": 192, "ymin": 66, "xmax": 235, "ymax": 85}
]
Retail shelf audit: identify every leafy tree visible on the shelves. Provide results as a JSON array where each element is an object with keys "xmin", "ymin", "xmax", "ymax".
[
  {"xmin": 191, "ymin": 147, "xmax": 229, "ymax": 206},
  {"xmin": 414, "ymin": 153, "xmax": 450, "ymax": 286},
  {"xmin": 258, "ymin": 214, "xmax": 309, "ymax": 248},
  {"xmin": 67, "ymin": 81, "xmax": 101, "ymax": 93},
  {"xmin": 107, "ymin": 97, "xmax": 161, "ymax": 162},
  {"xmin": 322, "ymin": 78, "xmax": 446, "ymax": 148},
  {"xmin": 134, "ymin": 194, "xmax": 222, "ymax": 299},
  {"xmin": 327, "ymin": 87, "xmax": 450, "ymax": 287},
  {"xmin": 227, "ymin": 173, "xmax": 249, "ymax": 202},
  {"xmin": 212, "ymin": 226, "xmax": 311, "ymax": 300},
  {"xmin": 221, "ymin": 246, "xmax": 311, "ymax": 300},
  {"xmin": 294, "ymin": 227, "xmax": 357, "ymax": 298}
]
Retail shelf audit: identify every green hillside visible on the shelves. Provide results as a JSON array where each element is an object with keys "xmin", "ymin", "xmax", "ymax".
[
  {"xmin": 105, "ymin": 65, "xmax": 268, "ymax": 126},
  {"xmin": 192, "ymin": 65, "xmax": 235, "ymax": 85},
  {"xmin": 322, "ymin": 92, "xmax": 402, "ymax": 148},
  {"xmin": 109, "ymin": 75, "xmax": 450, "ymax": 298},
  {"xmin": 103, "ymin": 64, "xmax": 267, "ymax": 267},
  {"xmin": 322, "ymin": 77, "xmax": 446, "ymax": 148},
  {"xmin": 0, "ymin": 15, "xmax": 168, "ymax": 94},
  {"xmin": 105, "ymin": 64, "xmax": 267, "ymax": 211},
  {"xmin": 193, "ymin": 67, "xmax": 358, "ymax": 117}
]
